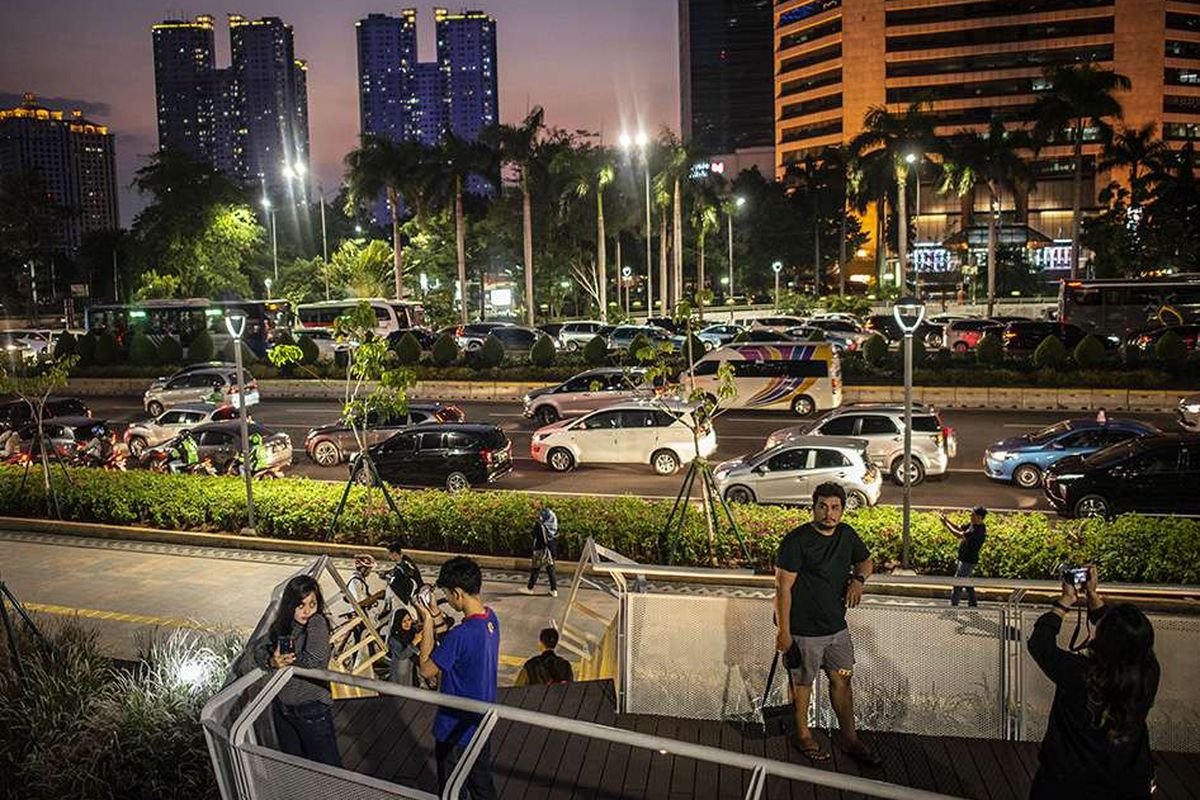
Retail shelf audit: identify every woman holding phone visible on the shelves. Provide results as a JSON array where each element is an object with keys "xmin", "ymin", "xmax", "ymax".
[{"xmin": 254, "ymin": 575, "xmax": 341, "ymax": 767}]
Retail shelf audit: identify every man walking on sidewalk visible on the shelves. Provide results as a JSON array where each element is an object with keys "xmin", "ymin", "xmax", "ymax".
[
  {"xmin": 519, "ymin": 501, "xmax": 558, "ymax": 597},
  {"xmin": 940, "ymin": 506, "xmax": 987, "ymax": 607}
]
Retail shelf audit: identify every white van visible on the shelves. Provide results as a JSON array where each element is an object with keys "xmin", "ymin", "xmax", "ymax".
[
  {"xmin": 688, "ymin": 342, "xmax": 841, "ymax": 417},
  {"xmin": 295, "ymin": 299, "xmax": 426, "ymax": 338},
  {"xmin": 530, "ymin": 399, "xmax": 715, "ymax": 475}
]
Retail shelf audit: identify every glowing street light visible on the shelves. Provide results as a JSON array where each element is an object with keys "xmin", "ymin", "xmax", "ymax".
[
  {"xmin": 260, "ymin": 195, "xmax": 278, "ymax": 284},
  {"xmin": 621, "ymin": 265, "xmax": 633, "ymax": 315},
  {"xmin": 727, "ymin": 196, "xmax": 746, "ymax": 301},
  {"xmin": 621, "ymin": 131, "xmax": 655, "ymax": 314},
  {"xmin": 892, "ymin": 296, "xmax": 927, "ymax": 570}
]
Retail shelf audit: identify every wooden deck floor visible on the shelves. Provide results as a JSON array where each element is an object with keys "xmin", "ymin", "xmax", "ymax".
[{"xmin": 332, "ymin": 680, "xmax": 1200, "ymax": 799}]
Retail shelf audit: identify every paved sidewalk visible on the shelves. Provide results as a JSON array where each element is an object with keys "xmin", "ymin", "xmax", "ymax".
[{"xmin": 0, "ymin": 529, "xmax": 617, "ymax": 685}]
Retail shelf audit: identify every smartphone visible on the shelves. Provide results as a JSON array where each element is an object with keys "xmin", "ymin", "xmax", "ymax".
[
  {"xmin": 278, "ymin": 635, "xmax": 294, "ymax": 655},
  {"xmin": 417, "ymin": 584, "xmax": 434, "ymax": 608}
]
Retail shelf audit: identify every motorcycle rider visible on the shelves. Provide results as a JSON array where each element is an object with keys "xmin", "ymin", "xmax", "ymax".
[
  {"xmin": 78, "ymin": 426, "xmax": 114, "ymax": 467},
  {"xmin": 167, "ymin": 429, "xmax": 200, "ymax": 474},
  {"xmin": 229, "ymin": 431, "xmax": 270, "ymax": 476}
]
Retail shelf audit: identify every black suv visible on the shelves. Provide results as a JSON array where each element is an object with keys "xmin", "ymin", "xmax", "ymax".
[
  {"xmin": 1000, "ymin": 320, "xmax": 1088, "ymax": 353},
  {"xmin": 1043, "ymin": 433, "xmax": 1200, "ymax": 518},
  {"xmin": 359, "ymin": 423, "xmax": 513, "ymax": 492},
  {"xmin": 0, "ymin": 396, "xmax": 91, "ymax": 432}
]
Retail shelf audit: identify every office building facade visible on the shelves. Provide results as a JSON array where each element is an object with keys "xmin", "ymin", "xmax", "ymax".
[
  {"xmin": 0, "ymin": 92, "xmax": 119, "ymax": 255},
  {"xmin": 681, "ymin": 0, "xmax": 775, "ymax": 154},
  {"xmin": 356, "ymin": 11, "xmax": 418, "ymax": 143},
  {"xmin": 435, "ymin": 8, "xmax": 499, "ymax": 143},
  {"xmin": 151, "ymin": 14, "xmax": 310, "ymax": 195},
  {"xmin": 773, "ymin": 0, "xmax": 1200, "ymax": 281}
]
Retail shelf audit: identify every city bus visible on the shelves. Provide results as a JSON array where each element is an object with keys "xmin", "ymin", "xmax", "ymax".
[
  {"xmin": 1058, "ymin": 275, "xmax": 1200, "ymax": 339},
  {"xmin": 82, "ymin": 299, "xmax": 292, "ymax": 357},
  {"xmin": 295, "ymin": 298, "xmax": 427, "ymax": 337},
  {"xmin": 687, "ymin": 342, "xmax": 842, "ymax": 417}
]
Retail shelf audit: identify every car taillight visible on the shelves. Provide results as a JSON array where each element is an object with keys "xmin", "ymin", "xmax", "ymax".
[
  {"xmin": 1003, "ymin": 331, "xmax": 1016, "ymax": 341},
  {"xmin": 480, "ymin": 448, "xmax": 493, "ymax": 465}
]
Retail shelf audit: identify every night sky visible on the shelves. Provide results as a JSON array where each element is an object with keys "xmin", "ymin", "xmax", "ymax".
[{"xmin": 0, "ymin": 0, "xmax": 681, "ymax": 225}]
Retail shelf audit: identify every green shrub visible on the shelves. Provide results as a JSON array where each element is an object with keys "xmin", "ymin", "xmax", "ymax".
[
  {"xmin": 221, "ymin": 340, "xmax": 257, "ymax": 365},
  {"xmin": 1155, "ymin": 329, "xmax": 1188, "ymax": 365},
  {"xmin": 1032, "ymin": 335, "xmax": 1067, "ymax": 368},
  {"xmin": 393, "ymin": 331, "xmax": 422, "ymax": 365},
  {"xmin": 431, "ymin": 332, "xmax": 460, "ymax": 367},
  {"xmin": 75, "ymin": 332, "xmax": 96, "ymax": 365},
  {"xmin": 297, "ymin": 334, "xmax": 321, "ymax": 365},
  {"xmin": 862, "ymin": 334, "xmax": 888, "ymax": 367},
  {"xmin": 128, "ymin": 332, "xmax": 157, "ymax": 366},
  {"xmin": 530, "ymin": 334, "xmax": 556, "ymax": 367},
  {"xmin": 583, "ymin": 334, "xmax": 608, "ymax": 366},
  {"xmin": 0, "ymin": 466, "xmax": 1196, "ymax": 581},
  {"xmin": 93, "ymin": 333, "xmax": 119, "ymax": 366},
  {"xmin": 52, "ymin": 331, "xmax": 77, "ymax": 360},
  {"xmin": 187, "ymin": 329, "xmax": 215, "ymax": 363},
  {"xmin": 625, "ymin": 333, "xmax": 652, "ymax": 366},
  {"xmin": 1119, "ymin": 343, "xmax": 1142, "ymax": 368},
  {"xmin": 975, "ymin": 333, "xmax": 1003, "ymax": 366},
  {"xmin": 157, "ymin": 336, "xmax": 184, "ymax": 365},
  {"xmin": 1072, "ymin": 334, "xmax": 1106, "ymax": 368},
  {"xmin": 477, "ymin": 334, "xmax": 505, "ymax": 367}
]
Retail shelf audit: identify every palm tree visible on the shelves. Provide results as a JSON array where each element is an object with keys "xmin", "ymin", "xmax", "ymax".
[
  {"xmin": 432, "ymin": 134, "xmax": 496, "ymax": 323},
  {"xmin": 816, "ymin": 146, "xmax": 854, "ymax": 296},
  {"xmin": 1101, "ymin": 122, "xmax": 1166, "ymax": 206},
  {"xmin": 654, "ymin": 131, "xmax": 691, "ymax": 310},
  {"xmin": 850, "ymin": 101, "xmax": 937, "ymax": 292},
  {"xmin": 343, "ymin": 135, "xmax": 434, "ymax": 299},
  {"xmin": 1032, "ymin": 64, "xmax": 1131, "ymax": 278},
  {"xmin": 689, "ymin": 181, "xmax": 721, "ymax": 321},
  {"xmin": 490, "ymin": 106, "xmax": 545, "ymax": 324},
  {"xmin": 940, "ymin": 119, "xmax": 1035, "ymax": 317},
  {"xmin": 554, "ymin": 144, "xmax": 615, "ymax": 320}
]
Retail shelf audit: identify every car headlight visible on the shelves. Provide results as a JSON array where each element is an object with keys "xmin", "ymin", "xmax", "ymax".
[
  {"xmin": 1185, "ymin": 403, "xmax": 1200, "ymax": 413},
  {"xmin": 989, "ymin": 450, "xmax": 1011, "ymax": 460}
]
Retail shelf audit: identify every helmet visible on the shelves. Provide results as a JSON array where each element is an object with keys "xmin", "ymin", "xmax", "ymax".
[
  {"xmin": 250, "ymin": 432, "xmax": 263, "ymax": 445},
  {"xmin": 180, "ymin": 429, "xmax": 194, "ymax": 440},
  {"xmin": 354, "ymin": 554, "xmax": 376, "ymax": 571}
]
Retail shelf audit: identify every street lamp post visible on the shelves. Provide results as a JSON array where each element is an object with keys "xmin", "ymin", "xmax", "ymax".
[
  {"xmin": 772, "ymin": 261, "xmax": 783, "ymax": 310},
  {"xmin": 621, "ymin": 132, "xmax": 654, "ymax": 315},
  {"xmin": 892, "ymin": 296, "xmax": 926, "ymax": 571},
  {"xmin": 284, "ymin": 162, "xmax": 329, "ymax": 299},
  {"xmin": 727, "ymin": 196, "xmax": 745, "ymax": 302},
  {"xmin": 621, "ymin": 266, "xmax": 632, "ymax": 315},
  {"xmin": 261, "ymin": 196, "xmax": 278, "ymax": 284},
  {"xmin": 225, "ymin": 312, "xmax": 256, "ymax": 533},
  {"xmin": 264, "ymin": 277, "xmax": 272, "ymax": 300}
]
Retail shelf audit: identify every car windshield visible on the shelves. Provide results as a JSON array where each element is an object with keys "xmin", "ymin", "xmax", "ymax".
[
  {"xmin": 1028, "ymin": 421, "xmax": 1072, "ymax": 445},
  {"xmin": 1083, "ymin": 438, "xmax": 1142, "ymax": 467}
]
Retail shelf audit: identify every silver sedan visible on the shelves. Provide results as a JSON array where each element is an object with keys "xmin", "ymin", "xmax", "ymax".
[{"xmin": 712, "ymin": 436, "xmax": 882, "ymax": 510}]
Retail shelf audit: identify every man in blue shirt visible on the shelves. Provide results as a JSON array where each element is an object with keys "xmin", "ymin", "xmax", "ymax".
[{"xmin": 416, "ymin": 556, "xmax": 499, "ymax": 799}]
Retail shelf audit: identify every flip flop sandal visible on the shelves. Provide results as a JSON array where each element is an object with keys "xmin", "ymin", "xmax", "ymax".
[
  {"xmin": 839, "ymin": 743, "xmax": 883, "ymax": 767},
  {"xmin": 792, "ymin": 738, "xmax": 831, "ymax": 762}
]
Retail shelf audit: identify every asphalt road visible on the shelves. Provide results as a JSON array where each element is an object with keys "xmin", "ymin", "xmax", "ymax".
[{"xmin": 82, "ymin": 394, "xmax": 1177, "ymax": 514}]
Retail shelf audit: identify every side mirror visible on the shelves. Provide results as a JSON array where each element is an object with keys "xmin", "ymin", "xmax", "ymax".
[{"xmin": 753, "ymin": 465, "xmax": 766, "ymax": 475}]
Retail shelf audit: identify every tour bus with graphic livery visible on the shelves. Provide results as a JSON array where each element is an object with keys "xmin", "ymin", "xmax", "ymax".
[{"xmin": 688, "ymin": 342, "xmax": 841, "ymax": 417}]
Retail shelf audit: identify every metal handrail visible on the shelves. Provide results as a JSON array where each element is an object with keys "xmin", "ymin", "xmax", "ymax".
[
  {"xmin": 230, "ymin": 666, "xmax": 963, "ymax": 800},
  {"xmin": 586, "ymin": 561, "xmax": 1200, "ymax": 599}
]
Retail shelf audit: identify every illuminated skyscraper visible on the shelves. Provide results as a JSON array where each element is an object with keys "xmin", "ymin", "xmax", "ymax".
[
  {"xmin": 435, "ymin": 8, "xmax": 499, "ymax": 143},
  {"xmin": 151, "ymin": 15, "xmax": 219, "ymax": 163},
  {"xmin": 0, "ymin": 92, "xmax": 119, "ymax": 255},
  {"xmin": 356, "ymin": 11, "xmax": 418, "ymax": 142}
]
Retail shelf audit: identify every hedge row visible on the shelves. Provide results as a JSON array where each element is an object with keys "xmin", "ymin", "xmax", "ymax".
[{"xmin": 2, "ymin": 467, "xmax": 1196, "ymax": 584}]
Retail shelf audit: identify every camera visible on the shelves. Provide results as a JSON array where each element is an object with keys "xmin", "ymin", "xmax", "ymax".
[
  {"xmin": 417, "ymin": 584, "xmax": 434, "ymax": 608},
  {"xmin": 1059, "ymin": 563, "xmax": 1090, "ymax": 588}
]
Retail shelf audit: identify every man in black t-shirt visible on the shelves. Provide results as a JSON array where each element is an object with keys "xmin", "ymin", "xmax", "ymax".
[
  {"xmin": 515, "ymin": 628, "xmax": 574, "ymax": 686},
  {"xmin": 939, "ymin": 506, "xmax": 987, "ymax": 607},
  {"xmin": 773, "ymin": 482, "xmax": 879, "ymax": 765}
]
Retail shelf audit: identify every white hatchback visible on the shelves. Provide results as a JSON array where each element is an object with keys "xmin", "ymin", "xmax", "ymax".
[{"xmin": 531, "ymin": 400, "xmax": 716, "ymax": 475}]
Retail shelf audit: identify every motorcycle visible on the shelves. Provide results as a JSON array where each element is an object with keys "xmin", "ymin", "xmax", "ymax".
[{"xmin": 224, "ymin": 456, "xmax": 285, "ymax": 480}]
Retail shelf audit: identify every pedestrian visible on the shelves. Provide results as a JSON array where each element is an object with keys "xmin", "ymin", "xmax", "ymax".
[
  {"xmin": 519, "ymin": 500, "xmax": 558, "ymax": 597},
  {"xmin": 515, "ymin": 628, "xmax": 574, "ymax": 686},
  {"xmin": 347, "ymin": 554, "xmax": 376, "ymax": 610},
  {"xmin": 416, "ymin": 556, "xmax": 500, "ymax": 800},
  {"xmin": 773, "ymin": 481, "xmax": 880, "ymax": 765},
  {"xmin": 1028, "ymin": 566, "xmax": 1159, "ymax": 799},
  {"xmin": 253, "ymin": 575, "xmax": 341, "ymax": 767},
  {"xmin": 383, "ymin": 540, "xmax": 423, "ymax": 607},
  {"xmin": 940, "ymin": 506, "xmax": 987, "ymax": 607},
  {"xmin": 388, "ymin": 608, "xmax": 423, "ymax": 686}
]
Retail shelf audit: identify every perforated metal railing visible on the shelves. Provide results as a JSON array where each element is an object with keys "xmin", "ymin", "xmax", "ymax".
[
  {"xmin": 584, "ymin": 557, "xmax": 1200, "ymax": 751},
  {"xmin": 213, "ymin": 666, "xmax": 961, "ymax": 800}
]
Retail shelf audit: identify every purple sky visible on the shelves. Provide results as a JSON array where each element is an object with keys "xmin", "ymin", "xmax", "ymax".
[{"xmin": 0, "ymin": 1, "xmax": 681, "ymax": 226}]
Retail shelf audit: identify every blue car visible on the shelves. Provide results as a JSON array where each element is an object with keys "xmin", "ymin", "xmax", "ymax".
[{"xmin": 984, "ymin": 418, "xmax": 1160, "ymax": 488}]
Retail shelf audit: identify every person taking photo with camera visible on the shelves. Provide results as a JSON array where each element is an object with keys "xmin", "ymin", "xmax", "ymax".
[
  {"xmin": 1027, "ymin": 565, "xmax": 1160, "ymax": 799},
  {"xmin": 773, "ymin": 481, "xmax": 880, "ymax": 765},
  {"xmin": 415, "ymin": 556, "xmax": 500, "ymax": 800}
]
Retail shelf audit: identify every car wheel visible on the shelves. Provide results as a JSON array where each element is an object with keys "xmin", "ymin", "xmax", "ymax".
[
  {"xmin": 1013, "ymin": 464, "xmax": 1042, "ymax": 489},
  {"xmin": 566, "ymin": 340, "xmax": 580, "ymax": 352},
  {"xmin": 952, "ymin": 342, "xmax": 969, "ymax": 353},
  {"xmin": 128, "ymin": 436, "xmax": 148, "ymax": 457},
  {"xmin": 890, "ymin": 457, "xmax": 926, "ymax": 486},
  {"xmin": 547, "ymin": 447, "xmax": 575, "ymax": 472},
  {"xmin": 146, "ymin": 401, "xmax": 164, "ymax": 417},
  {"xmin": 466, "ymin": 341, "xmax": 482, "ymax": 352},
  {"xmin": 354, "ymin": 463, "xmax": 377, "ymax": 486},
  {"xmin": 702, "ymin": 340, "xmax": 714, "ymax": 352},
  {"xmin": 790, "ymin": 395, "xmax": 817, "ymax": 417},
  {"xmin": 1073, "ymin": 494, "xmax": 1110, "ymax": 519},
  {"xmin": 725, "ymin": 485, "xmax": 756, "ymax": 504},
  {"xmin": 534, "ymin": 405, "xmax": 560, "ymax": 426},
  {"xmin": 311, "ymin": 440, "xmax": 341, "ymax": 467},
  {"xmin": 446, "ymin": 471, "xmax": 470, "ymax": 492},
  {"xmin": 845, "ymin": 490, "xmax": 870, "ymax": 511},
  {"xmin": 651, "ymin": 449, "xmax": 680, "ymax": 475}
]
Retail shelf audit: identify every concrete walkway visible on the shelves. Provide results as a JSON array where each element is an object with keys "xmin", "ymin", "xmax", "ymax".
[{"xmin": 0, "ymin": 529, "xmax": 617, "ymax": 685}]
